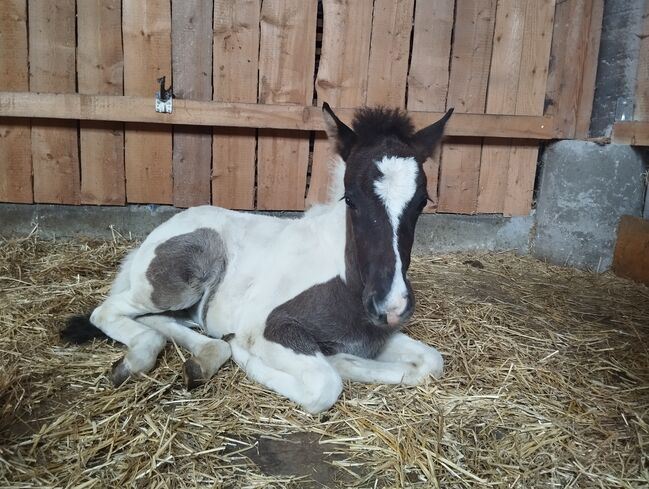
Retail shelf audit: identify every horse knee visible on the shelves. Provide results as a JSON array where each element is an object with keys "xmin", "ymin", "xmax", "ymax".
[{"xmin": 300, "ymin": 366, "xmax": 343, "ymax": 414}]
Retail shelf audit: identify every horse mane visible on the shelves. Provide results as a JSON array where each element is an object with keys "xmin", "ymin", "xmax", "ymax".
[{"xmin": 351, "ymin": 106, "xmax": 415, "ymax": 144}]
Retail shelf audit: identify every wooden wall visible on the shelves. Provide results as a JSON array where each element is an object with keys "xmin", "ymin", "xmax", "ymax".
[{"xmin": 0, "ymin": 0, "xmax": 605, "ymax": 216}]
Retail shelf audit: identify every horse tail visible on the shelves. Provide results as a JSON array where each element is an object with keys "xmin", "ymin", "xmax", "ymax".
[{"xmin": 60, "ymin": 313, "xmax": 109, "ymax": 344}]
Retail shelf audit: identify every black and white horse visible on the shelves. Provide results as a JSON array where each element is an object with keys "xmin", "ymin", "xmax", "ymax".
[{"xmin": 62, "ymin": 104, "xmax": 453, "ymax": 413}]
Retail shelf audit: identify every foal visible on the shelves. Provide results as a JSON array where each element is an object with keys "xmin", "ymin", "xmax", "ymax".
[{"xmin": 62, "ymin": 104, "xmax": 453, "ymax": 413}]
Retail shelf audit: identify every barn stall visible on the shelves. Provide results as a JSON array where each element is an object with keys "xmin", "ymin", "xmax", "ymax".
[{"xmin": 0, "ymin": 0, "xmax": 648, "ymax": 487}]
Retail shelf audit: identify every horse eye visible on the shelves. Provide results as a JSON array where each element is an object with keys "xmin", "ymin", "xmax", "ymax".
[{"xmin": 344, "ymin": 196, "xmax": 356, "ymax": 209}]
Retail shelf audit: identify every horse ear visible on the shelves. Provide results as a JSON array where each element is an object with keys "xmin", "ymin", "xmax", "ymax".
[
  {"xmin": 411, "ymin": 108, "xmax": 454, "ymax": 160},
  {"xmin": 322, "ymin": 102, "xmax": 357, "ymax": 160}
]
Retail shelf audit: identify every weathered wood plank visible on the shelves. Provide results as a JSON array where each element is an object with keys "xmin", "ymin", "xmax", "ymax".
[
  {"xmin": 613, "ymin": 215, "xmax": 649, "ymax": 286},
  {"xmin": 123, "ymin": 0, "xmax": 172, "ymax": 204},
  {"xmin": 407, "ymin": 0, "xmax": 454, "ymax": 213},
  {"xmin": 612, "ymin": 121, "xmax": 649, "ymax": 146},
  {"xmin": 78, "ymin": 0, "xmax": 125, "ymax": 205},
  {"xmin": 172, "ymin": 0, "xmax": 213, "ymax": 208},
  {"xmin": 306, "ymin": 0, "xmax": 373, "ymax": 207},
  {"xmin": 634, "ymin": 0, "xmax": 649, "ymax": 120},
  {"xmin": 0, "ymin": 0, "xmax": 31, "ymax": 203},
  {"xmin": 502, "ymin": 0, "xmax": 554, "ymax": 216},
  {"xmin": 212, "ymin": 0, "xmax": 260, "ymax": 210},
  {"xmin": 365, "ymin": 0, "xmax": 415, "ymax": 108},
  {"xmin": 437, "ymin": 0, "xmax": 496, "ymax": 214},
  {"xmin": 29, "ymin": 0, "xmax": 79, "ymax": 204},
  {"xmin": 257, "ymin": 0, "xmax": 317, "ymax": 210},
  {"xmin": 0, "ymin": 92, "xmax": 559, "ymax": 138}
]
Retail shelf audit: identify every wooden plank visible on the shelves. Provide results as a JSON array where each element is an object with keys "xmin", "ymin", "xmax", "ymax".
[
  {"xmin": 123, "ymin": 0, "xmax": 172, "ymax": 204},
  {"xmin": 502, "ymin": 0, "xmax": 554, "ymax": 216},
  {"xmin": 612, "ymin": 121, "xmax": 649, "ymax": 146},
  {"xmin": 305, "ymin": 0, "xmax": 374, "ymax": 207},
  {"xmin": 257, "ymin": 0, "xmax": 317, "ymax": 210},
  {"xmin": 0, "ymin": 92, "xmax": 560, "ymax": 138},
  {"xmin": 77, "ymin": 0, "xmax": 125, "ymax": 205},
  {"xmin": 365, "ymin": 0, "xmax": 415, "ymax": 108},
  {"xmin": 407, "ymin": 0, "xmax": 454, "ymax": 213},
  {"xmin": 634, "ymin": 0, "xmax": 649, "ymax": 120},
  {"xmin": 575, "ymin": 0, "xmax": 604, "ymax": 137},
  {"xmin": 212, "ymin": 0, "xmax": 260, "ymax": 210},
  {"xmin": 29, "ymin": 0, "xmax": 79, "ymax": 204},
  {"xmin": 613, "ymin": 215, "xmax": 649, "ymax": 286},
  {"xmin": 0, "ymin": 0, "xmax": 31, "ymax": 203},
  {"xmin": 477, "ymin": 0, "xmax": 554, "ymax": 215},
  {"xmin": 437, "ymin": 0, "xmax": 496, "ymax": 214},
  {"xmin": 545, "ymin": 0, "xmax": 598, "ymax": 138},
  {"xmin": 172, "ymin": 0, "xmax": 212, "ymax": 208}
]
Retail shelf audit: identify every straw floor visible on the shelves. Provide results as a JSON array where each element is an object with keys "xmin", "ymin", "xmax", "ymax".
[{"xmin": 0, "ymin": 235, "xmax": 647, "ymax": 488}]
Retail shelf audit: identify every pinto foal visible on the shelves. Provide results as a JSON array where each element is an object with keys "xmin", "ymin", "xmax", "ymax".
[{"xmin": 62, "ymin": 104, "xmax": 453, "ymax": 413}]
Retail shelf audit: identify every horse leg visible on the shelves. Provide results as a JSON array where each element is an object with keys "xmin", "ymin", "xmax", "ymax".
[
  {"xmin": 230, "ymin": 330, "xmax": 342, "ymax": 414},
  {"xmin": 327, "ymin": 333, "xmax": 443, "ymax": 385},
  {"xmin": 137, "ymin": 315, "xmax": 231, "ymax": 389},
  {"xmin": 90, "ymin": 293, "xmax": 167, "ymax": 386}
]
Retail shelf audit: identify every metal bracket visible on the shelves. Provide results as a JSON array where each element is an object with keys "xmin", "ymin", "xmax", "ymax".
[{"xmin": 155, "ymin": 76, "xmax": 173, "ymax": 113}]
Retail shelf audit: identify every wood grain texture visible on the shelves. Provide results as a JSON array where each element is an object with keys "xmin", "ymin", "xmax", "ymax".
[
  {"xmin": 437, "ymin": 0, "xmax": 496, "ymax": 214},
  {"xmin": 123, "ymin": 0, "xmax": 172, "ymax": 204},
  {"xmin": 502, "ymin": 0, "xmax": 554, "ymax": 216},
  {"xmin": 612, "ymin": 121, "xmax": 649, "ymax": 145},
  {"xmin": 78, "ymin": 0, "xmax": 125, "ymax": 205},
  {"xmin": 212, "ymin": 0, "xmax": 260, "ymax": 210},
  {"xmin": 29, "ymin": 0, "xmax": 79, "ymax": 204},
  {"xmin": 613, "ymin": 215, "xmax": 649, "ymax": 286},
  {"xmin": 257, "ymin": 0, "xmax": 317, "ymax": 210},
  {"xmin": 172, "ymin": 0, "xmax": 213, "ymax": 208},
  {"xmin": 0, "ymin": 0, "xmax": 31, "ymax": 203},
  {"xmin": 634, "ymin": 0, "xmax": 649, "ymax": 120},
  {"xmin": 306, "ymin": 0, "xmax": 374, "ymax": 207},
  {"xmin": 365, "ymin": 0, "xmax": 415, "ymax": 108},
  {"xmin": 0, "ymin": 92, "xmax": 559, "ymax": 138},
  {"xmin": 478, "ymin": 0, "xmax": 554, "ymax": 215},
  {"xmin": 407, "ymin": 0, "xmax": 455, "ymax": 213}
]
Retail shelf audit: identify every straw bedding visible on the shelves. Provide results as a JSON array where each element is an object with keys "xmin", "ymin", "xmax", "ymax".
[{"xmin": 0, "ymin": 235, "xmax": 647, "ymax": 488}]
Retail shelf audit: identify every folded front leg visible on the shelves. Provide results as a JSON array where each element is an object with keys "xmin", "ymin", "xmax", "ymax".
[{"xmin": 328, "ymin": 333, "xmax": 443, "ymax": 385}]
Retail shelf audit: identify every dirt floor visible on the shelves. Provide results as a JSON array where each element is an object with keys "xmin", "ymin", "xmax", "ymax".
[{"xmin": 0, "ymin": 236, "xmax": 648, "ymax": 488}]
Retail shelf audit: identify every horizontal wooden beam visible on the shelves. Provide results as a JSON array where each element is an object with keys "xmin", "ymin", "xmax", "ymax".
[
  {"xmin": 612, "ymin": 121, "xmax": 649, "ymax": 146},
  {"xmin": 0, "ymin": 91, "xmax": 558, "ymax": 139}
]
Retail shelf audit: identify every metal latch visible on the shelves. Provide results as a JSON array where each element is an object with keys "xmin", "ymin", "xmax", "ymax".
[{"xmin": 155, "ymin": 76, "xmax": 173, "ymax": 113}]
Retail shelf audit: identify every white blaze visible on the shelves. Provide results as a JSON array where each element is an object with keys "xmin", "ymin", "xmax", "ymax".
[{"xmin": 373, "ymin": 156, "xmax": 418, "ymax": 323}]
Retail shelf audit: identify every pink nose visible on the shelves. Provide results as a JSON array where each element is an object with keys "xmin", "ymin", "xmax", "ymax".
[{"xmin": 385, "ymin": 295, "xmax": 408, "ymax": 326}]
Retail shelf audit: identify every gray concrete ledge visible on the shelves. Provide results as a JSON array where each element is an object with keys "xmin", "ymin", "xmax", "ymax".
[{"xmin": 0, "ymin": 203, "xmax": 534, "ymax": 254}]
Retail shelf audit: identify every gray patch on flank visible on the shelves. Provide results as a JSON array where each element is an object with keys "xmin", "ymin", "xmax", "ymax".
[{"xmin": 146, "ymin": 228, "xmax": 227, "ymax": 310}]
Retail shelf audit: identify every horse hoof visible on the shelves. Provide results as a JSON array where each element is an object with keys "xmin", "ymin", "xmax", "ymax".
[
  {"xmin": 183, "ymin": 358, "xmax": 206, "ymax": 390},
  {"xmin": 111, "ymin": 357, "xmax": 131, "ymax": 386}
]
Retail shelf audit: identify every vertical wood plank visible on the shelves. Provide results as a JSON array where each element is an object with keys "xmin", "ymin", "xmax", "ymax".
[
  {"xmin": 257, "ymin": 0, "xmax": 317, "ymax": 210},
  {"xmin": 78, "ymin": 0, "xmax": 125, "ymax": 205},
  {"xmin": 545, "ymin": 0, "xmax": 600, "ymax": 138},
  {"xmin": 365, "ymin": 0, "xmax": 415, "ymax": 108},
  {"xmin": 305, "ymin": 0, "xmax": 374, "ymax": 207},
  {"xmin": 212, "ymin": 0, "xmax": 260, "ymax": 210},
  {"xmin": 29, "ymin": 0, "xmax": 79, "ymax": 204},
  {"xmin": 575, "ymin": 0, "xmax": 604, "ymax": 137},
  {"xmin": 172, "ymin": 0, "xmax": 213, "ymax": 208},
  {"xmin": 437, "ymin": 0, "xmax": 497, "ymax": 214},
  {"xmin": 502, "ymin": 0, "xmax": 554, "ymax": 215},
  {"xmin": 476, "ymin": 0, "xmax": 525, "ymax": 214},
  {"xmin": 123, "ymin": 0, "xmax": 172, "ymax": 204},
  {"xmin": 0, "ymin": 0, "xmax": 32, "ymax": 203},
  {"xmin": 634, "ymin": 0, "xmax": 649, "ymax": 120}
]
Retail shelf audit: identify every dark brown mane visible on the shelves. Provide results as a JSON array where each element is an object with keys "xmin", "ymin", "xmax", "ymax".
[{"xmin": 351, "ymin": 106, "xmax": 415, "ymax": 144}]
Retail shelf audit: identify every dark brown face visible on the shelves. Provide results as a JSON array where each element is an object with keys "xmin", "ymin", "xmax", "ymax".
[{"xmin": 322, "ymin": 103, "xmax": 453, "ymax": 328}]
